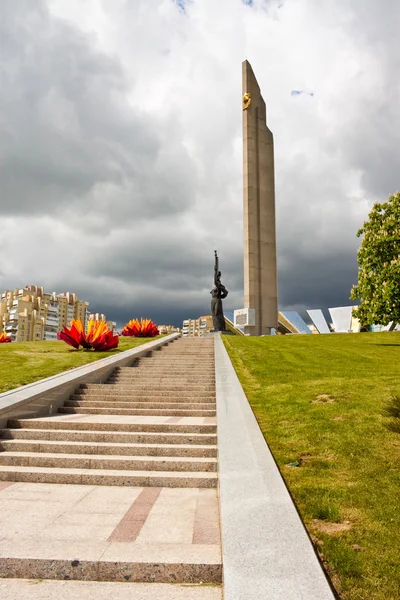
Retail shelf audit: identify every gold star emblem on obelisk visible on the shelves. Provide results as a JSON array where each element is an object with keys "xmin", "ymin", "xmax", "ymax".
[{"xmin": 243, "ymin": 92, "xmax": 252, "ymax": 110}]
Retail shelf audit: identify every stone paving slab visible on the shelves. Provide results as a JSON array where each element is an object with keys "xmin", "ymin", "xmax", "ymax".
[
  {"xmin": 0, "ymin": 580, "xmax": 222, "ymax": 600},
  {"xmin": 0, "ymin": 483, "xmax": 221, "ymax": 582}
]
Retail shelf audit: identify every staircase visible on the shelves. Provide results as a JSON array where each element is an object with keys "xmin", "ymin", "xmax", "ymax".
[
  {"xmin": 0, "ymin": 337, "xmax": 217, "ymax": 487},
  {"xmin": 0, "ymin": 336, "xmax": 222, "ymax": 589}
]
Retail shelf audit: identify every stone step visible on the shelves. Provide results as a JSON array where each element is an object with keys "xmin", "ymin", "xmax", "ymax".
[
  {"xmin": 72, "ymin": 394, "xmax": 216, "ymax": 404},
  {"xmin": 105, "ymin": 380, "xmax": 215, "ymax": 387},
  {"xmin": 144, "ymin": 361, "xmax": 214, "ymax": 364},
  {"xmin": 103, "ymin": 381, "xmax": 216, "ymax": 390},
  {"xmin": 130, "ymin": 364, "xmax": 214, "ymax": 369},
  {"xmin": 1, "ymin": 429, "xmax": 217, "ymax": 445},
  {"xmin": 154, "ymin": 352, "xmax": 214, "ymax": 355},
  {"xmin": 67, "ymin": 400, "xmax": 216, "ymax": 410},
  {"xmin": 159, "ymin": 350, "xmax": 214, "ymax": 353},
  {"xmin": 58, "ymin": 407, "xmax": 216, "ymax": 417},
  {"xmin": 105, "ymin": 380, "xmax": 216, "ymax": 386},
  {"xmin": 80, "ymin": 386, "xmax": 215, "ymax": 396},
  {"xmin": 137, "ymin": 361, "xmax": 215, "ymax": 366},
  {"xmin": 0, "ymin": 452, "xmax": 217, "ymax": 472},
  {"xmin": 0, "ymin": 580, "xmax": 223, "ymax": 599},
  {"xmin": 118, "ymin": 370, "xmax": 215, "ymax": 376},
  {"xmin": 7, "ymin": 419, "xmax": 217, "ymax": 434},
  {"xmin": 75, "ymin": 390, "xmax": 215, "ymax": 399},
  {"xmin": 0, "ymin": 439, "xmax": 218, "ymax": 457},
  {"xmin": 0, "ymin": 465, "xmax": 218, "ymax": 487}
]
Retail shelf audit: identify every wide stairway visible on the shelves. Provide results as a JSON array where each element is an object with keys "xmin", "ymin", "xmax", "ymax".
[{"xmin": 0, "ymin": 337, "xmax": 222, "ymax": 595}]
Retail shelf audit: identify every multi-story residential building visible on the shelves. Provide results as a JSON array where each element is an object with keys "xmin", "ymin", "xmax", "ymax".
[
  {"xmin": 0, "ymin": 286, "xmax": 90, "ymax": 342},
  {"xmin": 182, "ymin": 316, "xmax": 213, "ymax": 337},
  {"xmin": 158, "ymin": 325, "xmax": 180, "ymax": 335},
  {"xmin": 88, "ymin": 313, "xmax": 115, "ymax": 330},
  {"xmin": 57, "ymin": 292, "xmax": 89, "ymax": 328}
]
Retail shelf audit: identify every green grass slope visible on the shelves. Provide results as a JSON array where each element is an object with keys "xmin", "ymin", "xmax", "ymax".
[
  {"xmin": 0, "ymin": 337, "xmax": 164, "ymax": 394},
  {"xmin": 223, "ymin": 332, "xmax": 400, "ymax": 600}
]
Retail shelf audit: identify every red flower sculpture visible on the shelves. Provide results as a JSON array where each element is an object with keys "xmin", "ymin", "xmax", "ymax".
[
  {"xmin": 58, "ymin": 319, "xmax": 118, "ymax": 351},
  {"xmin": 121, "ymin": 318, "xmax": 159, "ymax": 338},
  {"xmin": 0, "ymin": 333, "xmax": 12, "ymax": 343}
]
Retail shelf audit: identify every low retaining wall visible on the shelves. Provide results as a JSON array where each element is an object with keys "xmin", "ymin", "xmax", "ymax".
[{"xmin": 0, "ymin": 333, "xmax": 180, "ymax": 428}]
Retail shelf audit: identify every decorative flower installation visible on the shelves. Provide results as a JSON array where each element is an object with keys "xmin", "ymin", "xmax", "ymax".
[
  {"xmin": 0, "ymin": 333, "xmax": 11, "ymax": 343},
  {"xmin": 57, "ymin": 319, "xmax": 118, "ymax": 351},
  {"xmin": 121, "ymin": 318, "xmax": 159, "ymax": 338}
]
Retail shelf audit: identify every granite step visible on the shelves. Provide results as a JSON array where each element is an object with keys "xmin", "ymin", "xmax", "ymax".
[
  {"xmin": 0, "ymin": 558, "xmax": 221, "ymax": 586},
  {"xmin": 77, "ymin": 388, "xmax": 215, "ymax": 398},
  {"xmin": 0, "ymin": 452, "xmax": 217, "ymax": 472},
  {"xmin": 105, "ymin": 380, "xmax": 216, "ymax": 386},
  {"xmin": 145, "ymin": 351, "xmax": 214, "ymax": 354},
  {"xmin": 137, "ymin": 361, "xmax": 215, "ymax": 366},
  {"xmin": 143, "ymin": 360, "xmax": 214, "ymax": 364},
  {"xmin": 67, "ymin": 400, "xmax": 216, "ymax": 410},
  {"xmin": 0, "ymin": 439, "xmax": 218, "ymax": 457},
  {"xmin": 7, "ymin": 420, "xmax": 217, "ymax": 434},
  {"xmin": 132, "ymin": 358, "xmax": 214, "ymax": 362},
  {"xmin": 1, "ymin": 428, "xmax": 216, "ymax": 445},
  {"xmin": 154, "ymin": 352, "xmax": 214, "ymax": 355},
  {"xmin": 0, "ymin": 466, "xmax": 218, "ymax": 487},
  {"xmin": 71, "ymin": 394, "xmax": 216, "ymax": 404},
  {"xmin": 103, "ymin": 381, "xmax": 216, "ymax": 390},
  {"xmin": 121, "ymin": 370, "xmax": 215, "ymax": 376},
  {"xmin": 80, "ymin": 382, "xmax": 215, "ymax": 387},
  {"xmin": 130, "ymin": 364, "xmax": 214, "ymax": 369},
  {"xmin": 0, "ymin": 580, "xmax": 222, "ymax": 599},
  {"xmin": 58, "ymin": 407, "xmax": 216, "ymax": 417}
]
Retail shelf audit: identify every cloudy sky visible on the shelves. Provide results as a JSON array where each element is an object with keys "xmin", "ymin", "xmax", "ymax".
[{"xmin": 0, "ymin": 0, "xmax": 399, "ymax": 327}]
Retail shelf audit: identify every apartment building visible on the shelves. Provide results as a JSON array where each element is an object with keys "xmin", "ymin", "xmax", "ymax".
[
  {"xmin": 158, "ymin": 325, "xmax": 180, "ymax": 335},
  {"xmin": 58, "ymin": 292, "xmax": 89, "ymax": 328},
  {"xmin": 88, "ymin": 313, "xmax": 115, "ymax": 331},
  {"xmin": 0, "ymin": 286, "xmax": 90, "ymax": 342},
  {"xmin": 182, "ymin": 315, "xmax": 213, "ymax": 337}
]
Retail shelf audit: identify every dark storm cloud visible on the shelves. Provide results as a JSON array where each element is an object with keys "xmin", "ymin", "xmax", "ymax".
[{"xmin": 0, "ymin": 0, "xmax": 197, "ymax": 220}]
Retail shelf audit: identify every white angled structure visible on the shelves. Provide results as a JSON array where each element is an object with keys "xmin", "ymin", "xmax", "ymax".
[
  {"xmin": 306, "ymin": 309, "xmax": 331, "ymax": 334},
  {"xmin": 329, "ymin": 306, "xmax": 354, "ymax": 333}
]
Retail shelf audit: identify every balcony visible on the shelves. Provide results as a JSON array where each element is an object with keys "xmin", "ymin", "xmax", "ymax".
[
  {"xmin": 44, "ymin": 333, "xmax": 58, "ymax": 340},
  {"xmin": 45, "ymin": 319, "xmax": 58, "ymax": 326}
]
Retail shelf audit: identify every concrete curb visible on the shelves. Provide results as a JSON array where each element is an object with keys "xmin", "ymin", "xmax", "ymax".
[
  {"xmin": 215, "ymin": 334, "xmax": 336, "ymax": 600},
  {"xmin": 0, "ymin": 333, "xmax": 180, "ymax": 427}
]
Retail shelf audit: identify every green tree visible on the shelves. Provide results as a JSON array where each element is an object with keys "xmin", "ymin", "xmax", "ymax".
[{"xmin": 350, "ymin": 191, "xmax": 400, "ymax": 327}]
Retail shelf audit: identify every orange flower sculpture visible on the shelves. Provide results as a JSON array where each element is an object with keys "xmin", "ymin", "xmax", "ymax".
[
  {"xmin": 0, "ymin": 333, "xmax": 11, "ymax": 343},
  {"xmin": 57, "ymin": 319, "xmax": 118, "ymax": 351},
  {"xmin": 121, "ymin": 318, "xmax": 159, "ymax": 338}
]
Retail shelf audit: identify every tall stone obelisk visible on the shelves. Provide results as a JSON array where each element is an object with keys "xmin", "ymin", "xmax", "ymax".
[{"xmin": 242, "ymin": 60, "xmax": 278, "ymax": 335}]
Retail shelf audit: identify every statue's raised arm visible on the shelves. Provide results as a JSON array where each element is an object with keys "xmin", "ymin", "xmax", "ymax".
[{"xmin": 214, "ymin": 250, "xmax": 219, "ymax": 287}]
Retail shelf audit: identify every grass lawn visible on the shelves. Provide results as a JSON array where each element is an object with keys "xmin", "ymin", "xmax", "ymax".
[
  {"xmin": 223, "ymin": 332, "xmax": 400, "ymax": 600},
  {"xmin": 0, "ymin": 336, "xmax": 165, "ymax": 394}
]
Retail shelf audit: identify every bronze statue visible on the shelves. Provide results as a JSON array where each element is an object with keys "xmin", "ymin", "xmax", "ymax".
[{"xmin": 210, "ymin": 250, "xmax": 229, "ymax": 331}]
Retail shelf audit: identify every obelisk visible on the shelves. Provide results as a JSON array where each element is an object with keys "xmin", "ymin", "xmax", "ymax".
[{"xmin": 242, "ymin": 60, "xmax": 278, "ymax": 335}]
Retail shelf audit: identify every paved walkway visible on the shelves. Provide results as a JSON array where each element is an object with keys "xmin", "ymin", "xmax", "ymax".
[
  {"xmin": 0, "ymin": 337, "xmax": 222, "ymax": 598},
  {"xmin": 0, "ymin": 335, "xmax": 336, "ymax": 599}
]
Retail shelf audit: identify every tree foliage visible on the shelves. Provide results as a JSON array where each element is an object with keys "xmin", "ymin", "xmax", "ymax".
[{"xmin": 350, "ymin": 191, "xmax": 400, "ymax": 326}]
